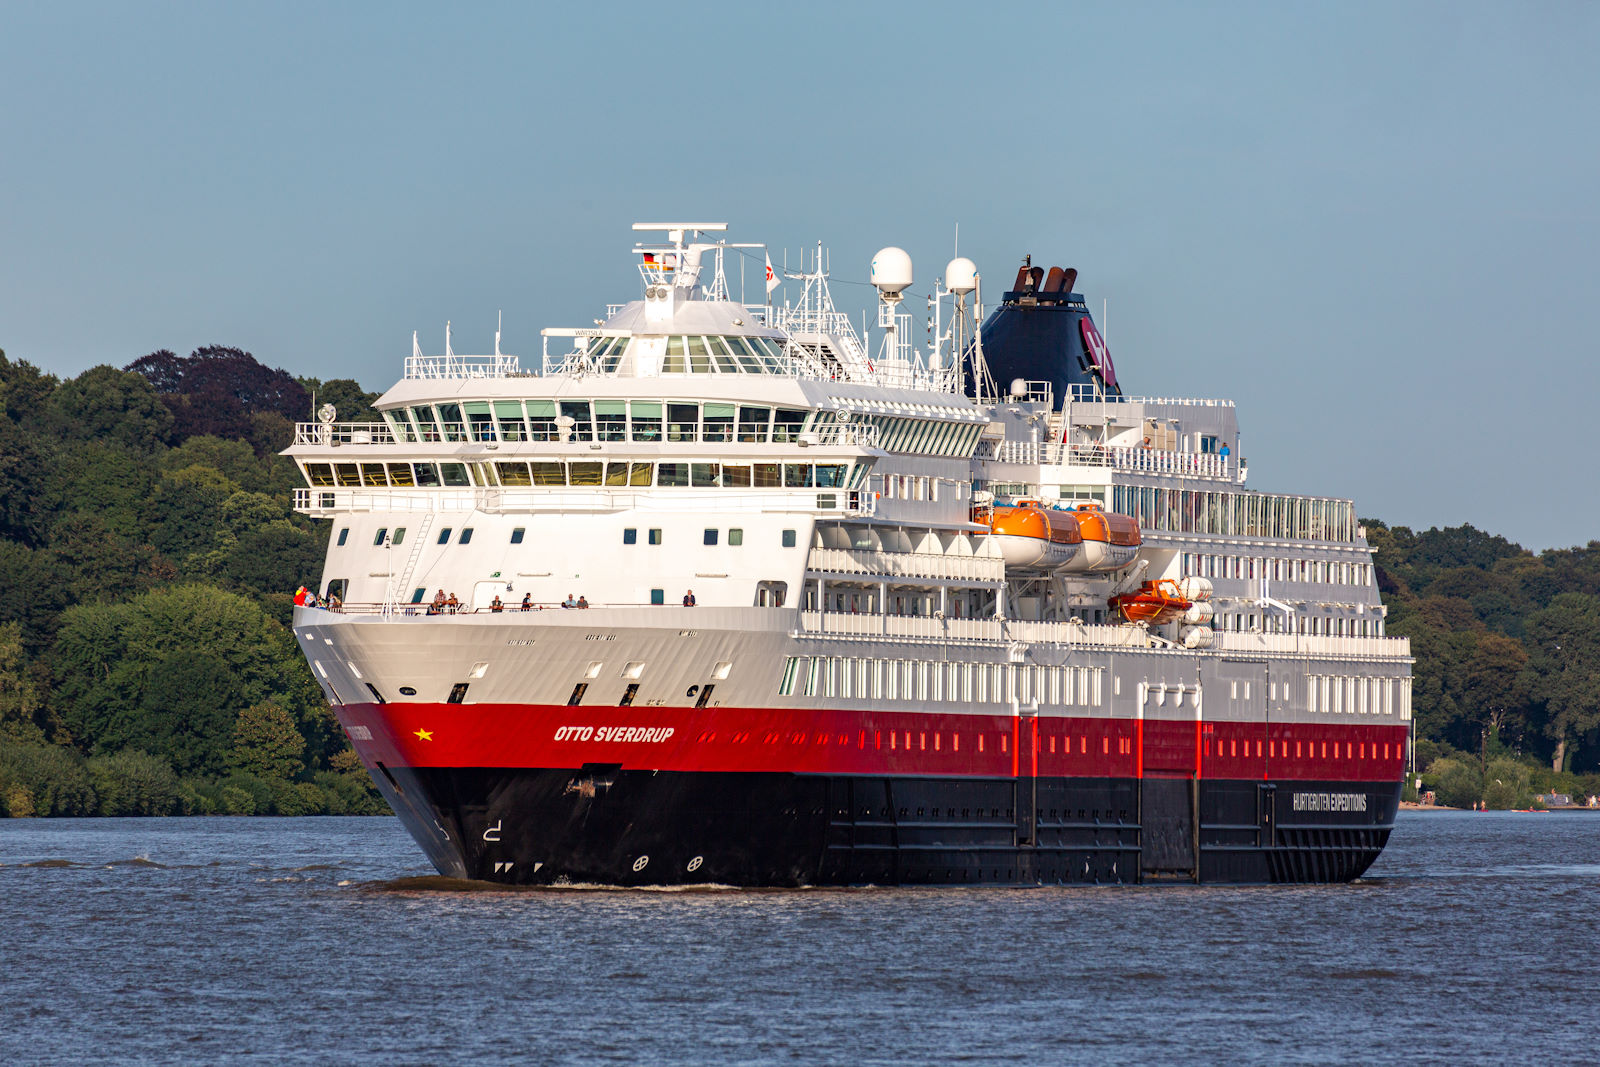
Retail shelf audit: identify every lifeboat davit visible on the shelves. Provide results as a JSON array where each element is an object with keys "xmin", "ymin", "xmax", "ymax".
[
  {"xmin": 1109, "ymin": 579, "xmax": 1192, "ymax": 626},
  {"xmin": 1060, "ymin": 502, "xmax": 1141, "ymax": 573},
  {"xmin": 981, "ymin": 500, "xmax": 1083, "ymax": 571}
]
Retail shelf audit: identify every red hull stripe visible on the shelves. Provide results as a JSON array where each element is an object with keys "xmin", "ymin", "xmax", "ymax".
[{"xmin": 340, "ymin": 702, "xmax": 1409, "ymax": 783}]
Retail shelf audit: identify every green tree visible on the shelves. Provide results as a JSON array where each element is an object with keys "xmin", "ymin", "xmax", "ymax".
[
  {"xmin": 0, "ymin": 418, "xmax": 51, "ymax": 546},
  {"xmin": 48, "ymin": 365, "xmax": 173, "ymax": 452},
  {"xmin": 52, "ymin": 584, "xmax": 325, "ymax": 776},
  {"xmin": 1522, "ymin": 593, "xmax": 1600, "ymax": 772},
  {"xmin": 0, "ymin": 622, "xmax": 49, "ymax": 745},
  {"xmin": 228, "ymin": 701, "xmax": 305, "ymax": 780}
]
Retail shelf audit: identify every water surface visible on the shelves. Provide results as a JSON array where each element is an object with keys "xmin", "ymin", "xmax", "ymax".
[{"xmin": 3, "ymin": 812, "xmax": 1595, "ymax": 1063}]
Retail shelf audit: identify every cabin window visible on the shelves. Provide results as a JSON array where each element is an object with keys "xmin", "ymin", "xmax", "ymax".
[
  {"xmin": 526, "ymin": 400, "xmax": 559, "ymax": 441},
  {"xmin": 667, "ymin": 403, "xmax": 699, "ymax": 442},
  {"xmin": 530, "ymin": 461, "xmax": 566, "ymax": 486},
  {"xmin": 773, "ymin": 408, "xmax": 807, "ymax": 442},
  {"xmin": 629, "ymin": 401, "xmax": 662, "ymax": 441},
  {"xmin": 702, "ymin": 403, "xmax": 735, "ymax": 443},
  {"xmin": 738, "ymin": 406, "xmax": 771, "ymax": 442},
  {"xmin": 336, "ymin": 528, "xmax": 349, "ymax": 546},
  {"xmin": 782, "ymin": 530, "xmax": 797, "ymax": 548},
  {"xmin": 436, "ymin": 527, "xmax": 452, "ymax": 544},
  {"xmin": 650, "ymin": 588, "xmax": 665, "ymax": 605},
  {"xmin": 704, "ymin": 529, "xmax": 718, "ymax": 546},
  {"xmin": 496, "ymin": 462, "xmax": 532, "ymax": 486},
  {"xmin": 437, "ymin": 403, "xmax": 464, "ymax": 441},
  {"xmin": 648, "ymin": 529, "xmax": 662, "ymax": 545},
  {"xmin": 510, "ymin": 528, "xmax": 525, "ymax": 544},
  {"xmin": 623, "ymin": 528, "xmax": 637, "ymax": 545},
  {"xmin": 459, "ymin": 528, "xmax": 474, "ymax": 545},
  {"xmin": 560, "ymin": 400, "xmax": 593, "ymax": 442},
  {"xmin": 373, "ymin": 528, "xmax": 388, "ymax": 546},
  {"xmin": 391, "ymin": 528, "xmax": 406, "ymax": 546},
  {"xmin": 728, "ymin": 529, "xmax": 743, "ymax": 546},
  {"xmin": 494, "ymin": 400, "xmax": 527, "ymax": 441},
  {"xmin": 594, "ymin": 400, "xmax": 627, "ymax": 441}
]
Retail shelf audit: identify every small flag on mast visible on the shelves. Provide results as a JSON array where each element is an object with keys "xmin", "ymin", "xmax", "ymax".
[{"xmin": 765, "ymin": 253, "xmax": 779, "ymax": 295}]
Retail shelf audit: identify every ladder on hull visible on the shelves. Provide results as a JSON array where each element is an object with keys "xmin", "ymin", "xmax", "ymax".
[{"xmin": 384, "ymin": 513, "xmax": 434, "ymax": 616}]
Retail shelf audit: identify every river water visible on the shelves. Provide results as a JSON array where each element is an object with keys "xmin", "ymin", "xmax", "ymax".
[{"xmin": 3, "ymin": 812, "xmax": 1596, "ymax": 1064}]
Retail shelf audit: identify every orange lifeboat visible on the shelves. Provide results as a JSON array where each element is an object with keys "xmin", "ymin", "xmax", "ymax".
[
  {"xmin": 1060, "ymin": 502, "xmax": 1141, "ymax": 573},
  {"xmin": 1108, "ymin": 579, "xmax": 1192, "ymax": 625},
  {"xmin": 978, "ymin": 499, "xmax": 1083, "ymax": 572}
]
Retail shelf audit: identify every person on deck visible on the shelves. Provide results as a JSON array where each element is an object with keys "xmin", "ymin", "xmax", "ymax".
[
  {"xmin": 490, "ymin": 595, "xmax": 504, "ymax": 613},
  {"xmin": 293, "ymin": 586, "xmax": 308, "ymax": 607},
  {"xmin": 446, "ymin": 592, "xmax": 460, "ymax": 613},
  {"xmin": 683, "ymin": 589, "xmax": 696, "ymax": 607},
  {"xmin": 520, "ymin": 593, "xmax": 532, "ymax": 611},
  {"xmin": 577, "ymin": 595, "xmax": 589, "ymax": 609},
  {"xmin": 563, "ymin": 593, "xmax": 578, "ymax": 609}
]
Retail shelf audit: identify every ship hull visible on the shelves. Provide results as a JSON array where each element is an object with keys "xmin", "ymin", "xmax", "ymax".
[{"xmin": 371, "ymin": 761, "xmax": 1399, "ymax": 887}]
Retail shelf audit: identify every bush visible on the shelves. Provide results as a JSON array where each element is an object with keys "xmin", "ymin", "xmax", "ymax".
[
  {"xmin": 314, "ymin": 769, "xmax": 388, "ymax": 815},
  {"xmin": 0, "ymin": 742, "xmax": 97, "ymax": 816},
  {"xmin": 269, "ymin": 779, "xmax": 328, "ymax": 816},
  {"xmin": 216, "ymin": 772, "xmax": 273, "ymax": 814},
  {"xmin": 1426, "ymin": 757, "xmax": 1483, "ymax": 809},
  {"xmin": 88, "ymin": 750, "xmax": 180, "ymax": 815},
  {"xmin": 1482, "ymin": 758, "xmax": 1533, "ymax": 810},
  {"xmin": 217, "ymin": 784, "xmax": 257, "ymax": 815}
]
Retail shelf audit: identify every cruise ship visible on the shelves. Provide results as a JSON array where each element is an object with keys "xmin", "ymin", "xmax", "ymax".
[{"xmin": 287, "ymin": 223, "xmax": 1412, "ymax": 886}]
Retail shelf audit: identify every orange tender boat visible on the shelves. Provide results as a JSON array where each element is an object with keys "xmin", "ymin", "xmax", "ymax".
[
  {"xmin": 1108, "ymin": 578, "xmax": 1192, "ymax": 625},
  {"xmin": 976, "ymin": 499, "xmax": 1143, "ymax": 574},
  {"xmin": 1064, "ymin": 502, "xmax": 1141, "ymax": 573},
  {"xmin": 980, "ymin": 500, "xmax": 1084, "ymax": 571}
]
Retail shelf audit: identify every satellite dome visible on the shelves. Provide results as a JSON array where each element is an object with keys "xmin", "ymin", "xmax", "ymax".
[
  {"xmin": 945, "ymin": 257, "xmax": 977, "ymax": 294},
  {"xmin": 870, "ymin": 247, "xmax": 913, "ymax": 295}
]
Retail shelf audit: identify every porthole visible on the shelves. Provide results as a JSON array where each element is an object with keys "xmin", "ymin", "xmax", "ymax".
[{"xmin": 399, "ymin": 686, "xmax": 418, "ymax": 696}]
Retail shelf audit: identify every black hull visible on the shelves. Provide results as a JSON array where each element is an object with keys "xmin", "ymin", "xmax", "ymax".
[{"xmin": 376, "ymin": 765, "xmax": 1400, "ymax": 887}]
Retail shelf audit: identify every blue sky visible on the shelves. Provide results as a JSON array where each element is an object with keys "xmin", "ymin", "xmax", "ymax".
[{"xmin": 3, "ymin": 2, "xmax": 1596, "ymax": 549}]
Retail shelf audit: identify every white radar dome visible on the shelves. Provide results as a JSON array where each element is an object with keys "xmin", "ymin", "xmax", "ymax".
[
  {"xmin": 870, "ymin": 247, "xmax": 913, "ymax": 295},
  {"xmin": 945, "ymin": 256, "xmax": 977, "ymax": 294}
]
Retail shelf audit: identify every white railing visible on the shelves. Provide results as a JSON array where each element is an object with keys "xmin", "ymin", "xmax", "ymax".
[
  {"xmin": 977, "ymin": 440, "xmax": 1233, "ymax": 478},
  {"xmin": 293, "ymin": 486, "xmax": 876, "ymax": 517},
  {"xmin": 795, "ymin": 611, "xmax": 1412, "ymax": 660},
  {"xmin": 404, "ymin": 353, "xmax": 523, "ymax": 380},
  {"xmin": 807, "ymin": 548, "xmax": 1006, "ymax": 583},
  {"xmin": 1067, "ymin": 384, "xmax": 1235, "ymax": 408},
  {"xmin": 294, "ymin": 422, "xmax": 398, "ymax": 446},
  {"xmin": 1215, "ymin": 631, "xmax": 1412, "ymax": 660}
]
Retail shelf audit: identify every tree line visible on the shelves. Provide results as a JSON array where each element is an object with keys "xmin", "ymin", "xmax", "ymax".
[
  {"xmin": 2, "ymin": 343, "xmax": 1597, "ymax": 815},
  {"xmin": 0, "ymin": 345, "xmax": 383, "ymax": 815},
  {"xmin": 1367, "ymin": 521, "xmax": 1600, "ymax": 807}
]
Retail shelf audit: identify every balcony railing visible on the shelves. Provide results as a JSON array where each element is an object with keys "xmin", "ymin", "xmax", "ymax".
[
  {"xmin": 294, "ymin": 486, "xmax": 876, "ymax": 517},
  {"xmin": 806, "ymin": 548, "xmax": 1006, "ymax": 583},
  {"xmin": 794, "ymin": 610, "xmax": 1410, "ymax": 660},
  {"xmin": 977, "ymin": 440, "xmax": 1235, "ymax": 478}
]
